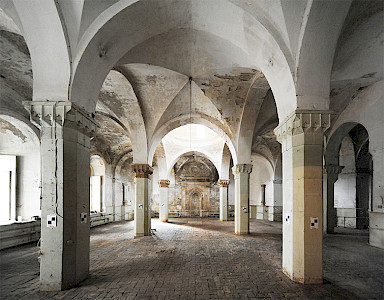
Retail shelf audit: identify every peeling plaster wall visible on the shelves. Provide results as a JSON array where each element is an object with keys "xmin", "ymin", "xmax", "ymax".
[
  {"xmin": 113, "ymin": 157, "xmax": 135, "ymax": 221},
  {"xmin": 249, "ymin": 154, "xmax": 278, "ymax": 221},
  {"xmin": 250, "ymin": 154, "xmax": 274, "ymax": 206},
  {"xmin": 151, "ymin": 164, "xmax": 160, "ymax": 213},
  {"xmin": 0, "ymin": 117, "xmax": 40, "ymax": 220}
]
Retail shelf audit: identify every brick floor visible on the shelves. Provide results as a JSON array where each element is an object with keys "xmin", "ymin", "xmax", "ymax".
[{"xmin": 1, "ymin": 218, "xmax": 383, "ymax": 299}]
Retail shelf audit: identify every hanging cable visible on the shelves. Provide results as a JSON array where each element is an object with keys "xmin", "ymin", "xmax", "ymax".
[{"xmin": 189, "ymin": 77, "xmax": 192, "ymax": 150}]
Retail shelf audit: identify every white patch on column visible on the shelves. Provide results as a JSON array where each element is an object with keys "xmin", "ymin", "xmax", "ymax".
[{"xmin": 285, "ymin": 214, "xmax": 290, "ymax": 224}]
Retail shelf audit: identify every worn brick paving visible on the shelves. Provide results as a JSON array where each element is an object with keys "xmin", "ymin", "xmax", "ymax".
[{"xmin": 1, "ymin": 219, "xmax": 383, "ymax": 299}]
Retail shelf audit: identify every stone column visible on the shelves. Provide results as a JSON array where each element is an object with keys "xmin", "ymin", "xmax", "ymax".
[
  {"xmin": 132, "ymin": 164, "xmax": 153, "ymax": 236},
  {"xmin": 159, "ymin": 180, "xmax": 170, "ymax": 222},
  {"xmin": 323, "ymin": 165, "xmax": 343, "ymax": 233},
  {"xmin": 274, "ymin": 111, "xmax": 331, "ymax": 284},
  {"xmin": 24, "ymin": 101, "xmax": 97, "ymax": 291},
  {"xmin": 219, "ymin": 180, "xmax": 230, "ymax": 221},
  {"xmin": 232, "ymin": 165, "xmax": 252, "ymax": 234}
]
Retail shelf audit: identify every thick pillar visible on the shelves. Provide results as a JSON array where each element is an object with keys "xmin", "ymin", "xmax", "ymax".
[
  {"xmin": 274, "ymin": 111, "xmax": 331, "ymax": 284},
  {"xmin": 232, "ymin": 165, "xmax": 252, "ymax": 234},
  {"xmin": 323, "ymin": 165, "xmax": 343, "ymax": 233},
  {"xmin": 132, "ymin": 164, "xmax": 153, "ymax": 236},
  {"xmin": 159, "ymin": 180, "xmax": 170, "ymax": 222},
  {"xmin": 219, "ymin": 180, "xmax": 230, "ymax": 221},
  {"xmin": 24, "ymin": 101, "xmax": 97, "ymax": 290}
]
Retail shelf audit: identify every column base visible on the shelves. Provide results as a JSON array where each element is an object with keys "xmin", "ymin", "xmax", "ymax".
[
  {"xmin": 40, "ymin": 283, "xmax": 62, "ymax": 292},
  {"xmin": 235, "ymin": 231, "xmax": 249, "ymax": 235},
  {"xmin": 369, "ymin": 211, "xmax": 384, "ymax": 249},
  {"xmin": 134, "ymin": 233, "xmax": 145, "ymax": 237},
  {"xmin": 282, "ymin": 268, "xmax": 323, "ymax": 284},
  {"xmin": 40, "ymin": 273, "xmax": 89, "ymax": 291}
]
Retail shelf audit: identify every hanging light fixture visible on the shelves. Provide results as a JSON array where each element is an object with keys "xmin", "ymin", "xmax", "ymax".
[{"xmin": 189, "ymin": 77, "xmax": 192, "ymax": 151}]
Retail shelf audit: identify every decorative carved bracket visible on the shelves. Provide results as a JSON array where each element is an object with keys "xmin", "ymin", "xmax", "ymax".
[
  {"xmin": 324, "ymin": 164, "xmax": 344, "ymax": 175},
  {"xmin": 132, "ymin": 164, "xmax": 153, "ymax": 178},
  {"xmin": 274, "ymin": 110, "xmax": 333, "ymax": 144},
  {"xmin": 218, "ymin": 179, "xmax": 230, "ymax": 187},
  {"xmin": 232, "ymin": 164, "xmax": 253, "ymax": 175},
  {"xmin": 23, "ymin": 101, "xmax": 98, "ymax": 137},
  {"xmin": 159, "ymin": 180, "xmax": 170, "ymax": 188}
]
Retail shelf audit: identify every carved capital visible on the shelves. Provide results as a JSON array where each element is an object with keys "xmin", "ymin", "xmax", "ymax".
[
  {"xmin": 324, "ymin": 164, "xmax": 344, "ymax": 175},
  {"xmin": 274, "ymin": 110, "xmax": 333, "ymax": 144},
  {"xmin": 132, "ymin": 164, "xmax": 153, "ymax": 178},
  {"xmin": 218, "ymin": 179, "xmax": 230, "ymax": 187},
  {"xmin": 23, "ymin": 101, "xmax": 98, "ymax": 137},
  {"xmin": 232, "ymin": 164, "xmax": 253, "ymax": 175},
  {"xmin": 159, "ymin": 179, "xmax": 170, "ymax": 188}
]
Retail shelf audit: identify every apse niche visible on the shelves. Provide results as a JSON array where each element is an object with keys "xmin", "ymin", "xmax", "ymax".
[{"xmin": 154, "ymin": 124, "xmax": 224, "ymax": 217}]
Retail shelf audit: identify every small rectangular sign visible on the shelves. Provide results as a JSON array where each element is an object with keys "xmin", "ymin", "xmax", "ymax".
[
  {"xmin": 47, "ymin": 215, "xmax": 57, "ymax": 228},
  {"xmin": 310, "ymin": 217, "xmax": 319, "ymax": 229},
  {"xmin": 80, "ymin": 212, "xmax": 87, "ymax": 224}
]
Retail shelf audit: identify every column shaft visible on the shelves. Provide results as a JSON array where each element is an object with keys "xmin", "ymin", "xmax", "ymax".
[
  {"xmin": 159, "ymin": 180, "xmax": 170, "ymax": 222},
  {"xmin": 275, "ymin": 111, "xmax": 331, "ymax": 284},
  {"xmin": 133, "ymin": 164, "xmax": 153, "ymax": 236},
  {"xmin": 25, "ymin": 101, "xmax": 97, "ymax": 290},
  {"xmin": 232, "ymin": 165, "xmax": 252, "ymax": 234},
  {"xmin": 219, "ymin": 180, "xmax": 229, "ymax": 221}
]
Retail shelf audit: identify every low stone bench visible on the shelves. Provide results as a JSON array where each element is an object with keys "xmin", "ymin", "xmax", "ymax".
[
  {"xmin": 90, "ymin": 212, "xmax": 111, "ymax": 227},
  {"xmin": 0, "ymin": 220, "xmax": 41, "ymax": 250}
]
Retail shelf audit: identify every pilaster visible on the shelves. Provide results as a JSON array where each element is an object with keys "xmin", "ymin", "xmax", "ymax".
[
  {"xmin": 232, "ymin": 165, "xmax": 252, "ymax": 234},
  {"xmin": 24, "ymin": 101, "xmax": 97, "ymax": 290},
  {"xmin": 132, "ymin": 164, "xmax": 153, "ymax": 236},
  {"xmin": 159, "ymin": 180, "xmax": 170, "ymax": 222},
  {"xmin": 323, "ymin": 165, "xmax": 344, "ymax": 233},
  {"xmin": 219, "ymin": 180, "xmax": 230, "ymax": 221},
  {"xmin": 274, "ymin": 110, "xmax": 331, "ymax": 284}
]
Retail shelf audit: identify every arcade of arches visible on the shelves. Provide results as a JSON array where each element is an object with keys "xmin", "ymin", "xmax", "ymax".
[{"xmin": 0, "ymin": 0, "xmax": 383, "ymax": 296}]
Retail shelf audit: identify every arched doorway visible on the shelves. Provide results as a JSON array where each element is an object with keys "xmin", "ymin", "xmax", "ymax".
[{"xmin": 325, "ymin": 123, "xmax": 372, "ymax": 232}]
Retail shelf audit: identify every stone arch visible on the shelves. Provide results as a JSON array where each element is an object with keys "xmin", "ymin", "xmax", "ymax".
[
  {"xmin": 70, "ymin": 0, "xmax": 296, "ymax": 121},
  {"xmin": 167, "ymin": 151, "xmax": 219, "ymax": 180},
  {"xmin": 149, "ymin": 115, "xmax": 237, "ymax": 167},
  {"xmin": 325, "ymin": 122, "xmax": 372, "ymax": 232},
  {"xmin": 294, "ymin": 1, "xmax": 351, "ymax": 111},
  {"xmin": 2, "ymin": 2, "xmax": 71, "ymax": 101}
]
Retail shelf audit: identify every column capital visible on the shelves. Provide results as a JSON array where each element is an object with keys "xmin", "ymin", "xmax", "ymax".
[
  {"xmin": 159, "ymin": 179, "xmax": 170, "ymax": 188},
  {"xmin": 218, "ymin": 179, "xmax": 230, "ymax": 187},
  {"xmin": 132, "ymin": 164, "xmax": 153, "ymax": 178},
  {"xmin": 23, "ymin": 101, "xmax": 98, "ymax": 136},
  {"xmin": 324, "ymin": 164, "xmax": 344, "ymax": 175},
  {"xmin": 274, "ymin": 110, "xmax": 333, "ymax": 143},
  {"xmin": 232, "ymin": 164, "xmax": 252, "ymax": 175}
]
